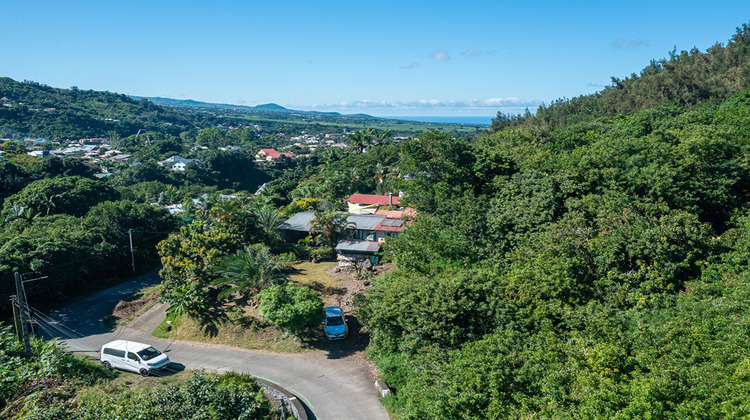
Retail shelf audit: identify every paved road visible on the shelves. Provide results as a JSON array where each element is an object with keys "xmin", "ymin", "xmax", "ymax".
[{"xmin": 41, "ymin": 270, "xmax": 389, "ymax": 420}]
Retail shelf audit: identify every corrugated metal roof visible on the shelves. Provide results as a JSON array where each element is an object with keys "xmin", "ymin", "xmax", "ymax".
[
  {"xmin": 335, "ymin": 240, "xmax": 381, "ymax": 253},
  {"xmin": 346, "ymin": 214, "xmax": 386, "ymax": 230},
  {"xmin": 278, "ymin": 212, "xmax": 315, "ymax": 232}
]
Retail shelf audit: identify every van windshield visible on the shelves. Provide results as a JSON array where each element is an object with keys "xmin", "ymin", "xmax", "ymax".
[{"xmin": 137, "ymin": 346, "xmax": 161, "ymax": 361}]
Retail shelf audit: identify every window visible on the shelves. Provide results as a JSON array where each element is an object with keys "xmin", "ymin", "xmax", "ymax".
[
  {"xmin": 137, "ymin": 346, "xmax": 161, "ymax": 361},
  {"xmin": 103, "ymin": 348, "xmax": 125, "ymax": 358},
  {"xmin": 127, "ymin": 352, "xmax": 139, "ymax": 362}
]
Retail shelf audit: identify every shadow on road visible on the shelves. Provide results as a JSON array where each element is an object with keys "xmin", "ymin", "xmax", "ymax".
[
  {"xmin": 300, "ymin": 398, "xmax": 318, "ymax": 420},
  {"xmin": 156, "ymin": 362, "xmax": 186, "ymax": 376},
  {"xmin": 304, "ymin": 315, "xmax": 370, "ymax": 360}
]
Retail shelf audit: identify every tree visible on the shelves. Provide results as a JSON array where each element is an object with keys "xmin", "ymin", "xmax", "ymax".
[
  {"xmin": 257, "ymin": 284, "xmax": 323, "ymax": 336},
  {"xmin": 1, "ymin": 176, "xmax": 118, "ymax": 218},
  {"xmin": 346, "ymin": 129, "xmax": 368, "ymax": 154},
  {"xmin": 254, "ymin": 206, "xmax": 283, "ymax": 244},
  {"xmin": 399, "ymin": 130, "xmax": 476, "ymax": 213},
  {"xmin": 212, "ymin": 245, "xmax": 289, "ymax": 299},
  {"xmin": 310, "ymin": 210, "xmax": 354, "ymax": 247}
]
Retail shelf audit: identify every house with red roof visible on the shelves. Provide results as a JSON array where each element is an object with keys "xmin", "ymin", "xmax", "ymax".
[
  {"xmin": 347, "ymin": 193, "xmax": 402, "ymax": 214},
  {"xmin": 256, "ymin": 148, "xmax": 293, "ymax": 161}
]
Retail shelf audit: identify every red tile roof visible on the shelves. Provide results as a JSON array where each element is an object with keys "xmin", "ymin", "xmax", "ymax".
[
  {"xmin": 374, "ymin": 208, "xmax": 416, "ymax": 219},
  {"xmin": 258, "ymin": 148, "xmax": 282, "ymax": 159},
  {"xmin": 347, "ymin": 193, "xmax": 401, "ymax": 206},
  {"xmin": 258, "ymin": 148, "xmax": 294, "ymax": 160}
]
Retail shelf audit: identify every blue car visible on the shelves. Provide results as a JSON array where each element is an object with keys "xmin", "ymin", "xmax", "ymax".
[{"xmin": 323, "ymin": 306, "xmax": 348, "ymax": 340}]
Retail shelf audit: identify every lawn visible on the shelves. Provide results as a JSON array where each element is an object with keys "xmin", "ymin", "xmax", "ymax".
[{"xmin": 151, "ymin": 260, "xmax": 356, "ymax": 353}]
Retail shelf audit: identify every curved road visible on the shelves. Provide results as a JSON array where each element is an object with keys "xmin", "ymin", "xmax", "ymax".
[{"xmin": 41, "ymin": 270, "xmax": 388, "ymax": 420}]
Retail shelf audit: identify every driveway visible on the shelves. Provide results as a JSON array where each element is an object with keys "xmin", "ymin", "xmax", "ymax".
[{"xmin": 42, "ymin": 269, "xmax": 389, "ymax": 420}]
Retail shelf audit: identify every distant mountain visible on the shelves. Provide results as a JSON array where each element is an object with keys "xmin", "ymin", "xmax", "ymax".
[
  {"xmin": 0, "ymin": 78, "xmax": 485, "ymax": 140},
  {"xmin": 254, "ymin": 103, "xmax": 289, "ymax": 112},
  {"xmin": 134, "ymin": 95, "xmax": 376, "ymax": 120}
]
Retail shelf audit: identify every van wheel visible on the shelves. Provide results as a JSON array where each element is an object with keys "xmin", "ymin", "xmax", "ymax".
[
  {"xmin": 103, "ymin": 361, "xmax": 112, "ymax": 370},
  {"xmin": 139, "ymin": 368, "xmax": 149, "ymax": 377}
]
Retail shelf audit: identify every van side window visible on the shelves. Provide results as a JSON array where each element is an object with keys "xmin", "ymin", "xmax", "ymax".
[
  {"xmin": 103, "ymin": 348, "xmax": 125, "ymax": 358},
  {"xmin": 127, "ymin": 352, "xmax": 139, "ymax": 361}
]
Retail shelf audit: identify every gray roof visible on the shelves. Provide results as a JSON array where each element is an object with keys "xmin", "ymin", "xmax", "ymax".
[
  {"xmin": 335, "ymin": 240, "xmax": 381, "ymax": 254},
  {"xmin": 378, "ymin": 218, "xmax": 404, "ymax": 228},
  {"xmin": 278, "ymin": 212, "xmax": 315, "ymax": 232},
  {"xmin": 346, "ymin": 214, "xmax": 386, "ymax": 231}
]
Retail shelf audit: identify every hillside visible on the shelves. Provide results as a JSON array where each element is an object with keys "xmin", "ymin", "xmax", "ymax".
[
  {"xmin": 139, "ymin": 95, "xmax": 485, "ymax": 135},
  {"xmin": 356, "ymin": 24, "xmax": 750, "ymax": 418},
  {"xmin": 0, "ymin": 78, "xmax": 216, "ymax": 139},
  {"xmin": 492, "ymin": 23, "xmax": 750, "ymax": 130},
  {"xmin": 0, "ymin": 78, "xmax": 486, "ymax": 141}
]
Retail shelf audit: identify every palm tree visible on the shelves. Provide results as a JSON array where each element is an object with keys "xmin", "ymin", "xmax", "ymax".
[
  {"xmin": 2, "ymin": 203, "xmax": 38, "ymax": 225},
  {"xmin": 255, "ymin": 206, "xmax": 283, "ymax": 243},
  {"xmin": 374, "ymin": 128, "xmax": 392, "ymax": 145},
  {"xmin": 213, "ymin": 245, "xmax": 289, "ymax": 299},
  {"xmin": 310, "ymin": 210, "xmax": 355, "ymax": 247},
  {"xmin": 38, "ymin": 192, "xmax": 62, "ymax": 216},
  {"xmin": 158, "ymin": 185, "xmax": 180, "ymax": 205},
  {"xmin": 346, "ymin": 130, "xmax": 368, "ymax": 153}
]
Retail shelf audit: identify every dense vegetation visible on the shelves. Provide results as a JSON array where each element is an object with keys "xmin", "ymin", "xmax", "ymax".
[
  {"xmin": 354, "ymin": 25, "xmax": 750, "ymax": 418},
  {"xmin": 0, "ymin": 158, "xmax": 178, "ymax": 317},
  {"xmin": 0, "ymin": 78, "xmax": 213, "ymax": 139}
]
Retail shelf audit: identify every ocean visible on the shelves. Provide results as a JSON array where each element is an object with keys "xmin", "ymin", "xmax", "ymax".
[{"xmin": 389, "ymin": 116, "xmax": 494, "ymax": 125}]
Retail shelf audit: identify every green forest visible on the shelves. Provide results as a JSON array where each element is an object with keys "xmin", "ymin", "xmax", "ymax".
[
  {"xmin": 356, "ymin": 24, "xmax": 750, "ymax": 418},
  {"xmin": 1, "ymin": 22, "xmax": 750, "ymax": 420}
]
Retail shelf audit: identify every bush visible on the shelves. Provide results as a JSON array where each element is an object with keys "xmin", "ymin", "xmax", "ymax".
[
  {"xmin": 257, "ymin": 284, "xmax": 324, "ymax": 336},
  {"xmin": 310, "ymin": 246, "xmax": 335, "ymax": 262}
]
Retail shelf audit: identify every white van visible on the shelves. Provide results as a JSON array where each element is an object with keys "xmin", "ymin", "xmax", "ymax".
[{"xmin": 100, "ymin": 340, "xmax": 170, "ymax": 376}]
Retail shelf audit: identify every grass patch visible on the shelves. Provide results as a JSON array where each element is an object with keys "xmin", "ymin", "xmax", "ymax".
[
  {"xmin": 290, "ymin": 261, "xmax": 347, "ymax": 304},
  {"xmin": 153, "ymin": 309, "xmax": 309, "ymax": 353},
  {"xmin": 105, "ymin": 285, "xmax": 162, "ymax": 328}
]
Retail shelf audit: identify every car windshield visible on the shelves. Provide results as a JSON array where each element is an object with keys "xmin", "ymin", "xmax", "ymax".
[
  {"xmin": 326, "ymin": 316, "xmax": 344, "ymax": 326},
  {"xmin": 137, "ymin": 346, "xmax": 161, "ymax": 361}
]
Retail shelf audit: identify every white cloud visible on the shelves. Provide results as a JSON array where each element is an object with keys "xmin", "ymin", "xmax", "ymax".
[
  {"xmin": 461, "ymin": 49, "xmax": 482, "ymax": 57},
  {"xmin": 399, "ymin": 62, "xmax": 420, "ymax": 70},
  {"xmin": 431, "ymin": 49, "xmax": 451, "ymax": 61},
  {"xmin": 306, "ymin": 97, "xmax": 540, "ymax": 111},
  {"xmin": 612, "ymin": 39, "xmax": 649, "ymax": 49}
]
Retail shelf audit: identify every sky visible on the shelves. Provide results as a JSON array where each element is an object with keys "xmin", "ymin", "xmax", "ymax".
[{"xmin": 2, "ymin": 1, "xmax": 750, "ymax": 117}]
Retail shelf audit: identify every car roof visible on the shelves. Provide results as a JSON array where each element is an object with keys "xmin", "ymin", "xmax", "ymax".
[
  {"xmin": 325, "ymin": 306, "xmax": 343, "ymax": 316},
  {"xmin": 102, "ymin": 339, "xmax": 152, "ymax": 352}
]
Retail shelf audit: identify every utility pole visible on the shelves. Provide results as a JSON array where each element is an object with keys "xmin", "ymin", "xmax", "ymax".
[
  {"xmin": 14, "ymin": 272, "xmax": 31, "ymax": 357},
  {"xmin": 10, "ymin": 295, "xmax": 22, "ymax": 342},
  {"xmin": 128, "ymin": 228, "xmax": 136, "ymax": 274}
]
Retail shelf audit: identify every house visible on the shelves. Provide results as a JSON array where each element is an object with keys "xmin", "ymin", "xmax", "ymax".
[
  {"xmin": 335, "ymin": 240, "xmax": 382, "ymax": 265},
  {"xmin": 255, "ymin": 148, "xmax": 294, "ymax": 161},
  {"xmin": 277, "ymin": 211, "xmax": 316, "ymax": 242},
  {"xmin": 347, "ymin": 193, "xmax": 402, "ymax": 214},
  {"xmin": 105, "ymin": 154, "xmax": 133, "ymax": 163},
  {"xmin": 27, "ymin": 150, "xmax": 50, "ymax": 158},
  {"xmin": 277, "ymin": 212, "xmax": 408, "ymax": 263},
  {"xmin": 157, "ymin": 155, "xmax": 196, "ymax": 171}
]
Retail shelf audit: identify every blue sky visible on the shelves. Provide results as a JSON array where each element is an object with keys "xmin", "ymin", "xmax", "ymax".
[{"xmin": 2, "ymin": 1, "xmax": 750, "ymax": 116}]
